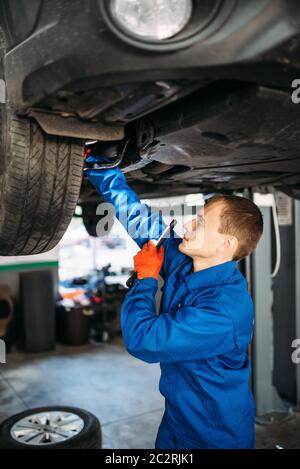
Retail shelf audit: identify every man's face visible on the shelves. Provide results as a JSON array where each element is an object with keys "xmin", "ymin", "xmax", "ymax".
[{"xmin": 178, "ymin": 201, "xmax": 233, "ymax": 259}]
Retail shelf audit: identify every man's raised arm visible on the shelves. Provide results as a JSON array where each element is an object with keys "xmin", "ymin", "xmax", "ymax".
[{"xmin": 86, "ymin": 167, "xmax": 167, "ymax": 248}]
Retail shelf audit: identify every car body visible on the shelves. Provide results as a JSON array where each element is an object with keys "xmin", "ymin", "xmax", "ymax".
[{"xmin": 0, "ymin": 0, "xmax": 300, "ymax": 253}]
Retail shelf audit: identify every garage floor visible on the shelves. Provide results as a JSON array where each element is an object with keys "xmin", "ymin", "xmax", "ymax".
[{"xmin": 0, "ymin": 340, "xmax": 300, "ymax": 449}]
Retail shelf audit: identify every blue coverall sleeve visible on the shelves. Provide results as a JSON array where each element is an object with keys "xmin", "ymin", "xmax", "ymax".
[
  {"xmin": 121, "ymin": 278, "xmax": 236, "ymax": 363},
  {"xmin": 87, "ymin": 168, "xmax": 167, "ymax": 248}
]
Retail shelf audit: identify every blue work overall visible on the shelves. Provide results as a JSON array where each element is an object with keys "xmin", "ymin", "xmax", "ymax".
[{"xmin": 88, "ymin": 168, "xmax": 255, "ymax": 449}]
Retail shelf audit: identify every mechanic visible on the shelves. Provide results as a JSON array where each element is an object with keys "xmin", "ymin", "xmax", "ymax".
[{"xmin": 86, "ymin": 157, "xmax": 263, "ymax": 449}]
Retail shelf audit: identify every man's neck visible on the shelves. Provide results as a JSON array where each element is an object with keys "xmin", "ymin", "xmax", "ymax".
[{"xmin": 192, "ymin": 256, "xmax": 233, "ymax": 273}]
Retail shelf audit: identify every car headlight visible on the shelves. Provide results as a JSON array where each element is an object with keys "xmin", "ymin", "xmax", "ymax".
[
  {"xmin": 100, "ymin": 0, "xmax": 234, "ymax": 52},
  {"xmin": 109, "ymin": 0, "xmax": 193, "ymax": 41}
]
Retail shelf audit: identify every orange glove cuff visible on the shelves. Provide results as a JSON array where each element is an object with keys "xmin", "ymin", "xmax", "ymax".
[{"xmin": 134, "ymin": 241, "xmax": 164, "ymax": 280}]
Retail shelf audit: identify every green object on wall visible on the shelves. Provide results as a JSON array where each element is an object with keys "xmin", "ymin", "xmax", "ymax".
[{"xmin": 0, "ymin": 261, "xmax": 59, "ymax": 272}]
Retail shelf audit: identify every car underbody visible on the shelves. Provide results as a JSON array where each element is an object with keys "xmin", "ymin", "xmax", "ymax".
[{"xmin": 82, "ymin": 79, "xmax": 300, "ymax": 202}]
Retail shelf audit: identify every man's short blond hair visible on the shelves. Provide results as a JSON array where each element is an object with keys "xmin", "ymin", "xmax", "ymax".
[{"xmin": 206, "ymin": 195, "xmax": 263, "ymax": 261}]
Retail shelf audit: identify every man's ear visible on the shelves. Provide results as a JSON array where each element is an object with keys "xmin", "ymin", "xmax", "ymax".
[{"xmin": 217, "ymin": 236, "xmax": 238, "ymax": 255}]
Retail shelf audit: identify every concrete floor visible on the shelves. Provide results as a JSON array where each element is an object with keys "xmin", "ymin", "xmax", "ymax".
[
  {"xmin": 1, "ymin": 339, "xmax": 300, "ymax": 449},
  {"xmin": 0, "ymin": 340, "xmax": 164, "ymax": 448}
]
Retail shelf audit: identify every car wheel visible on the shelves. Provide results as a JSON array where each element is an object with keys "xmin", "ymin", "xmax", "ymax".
[
  {"xmin": 0, "ymin": 107, "xmax": 84, "ymax": 255},
  {"xmin": 0, "ymin": 39, "xmax": 83, "ymax": 255},
  {"xmin": 0, "ymin": 406, "xmax": 101, "ymax": 449}
]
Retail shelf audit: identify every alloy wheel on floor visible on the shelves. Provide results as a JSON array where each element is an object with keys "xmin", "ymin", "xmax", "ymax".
[{"xmin": 0, "ymin": 406, "xmax": 101, "ymax": 449}]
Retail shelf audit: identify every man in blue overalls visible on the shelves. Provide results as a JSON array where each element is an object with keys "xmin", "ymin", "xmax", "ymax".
[{"xmin": 86, "ymin": 160, "xmax": 263, "ymax": 449}]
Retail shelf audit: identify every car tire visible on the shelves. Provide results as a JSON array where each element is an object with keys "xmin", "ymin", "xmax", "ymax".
[
  {"xmin": 0, "ymin": 406, "xmax": 101, "ymax": 449},
  {"xmin": 0, "ymin": 37, "xmax": 84, "ymax": 255},
  {"xmin": 0, "ymin": 107, "xmax": 84, "ymax": 255},
  {"xmin": 82, "ymin": 204, "xmax": 100, "ymax": 237}
]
